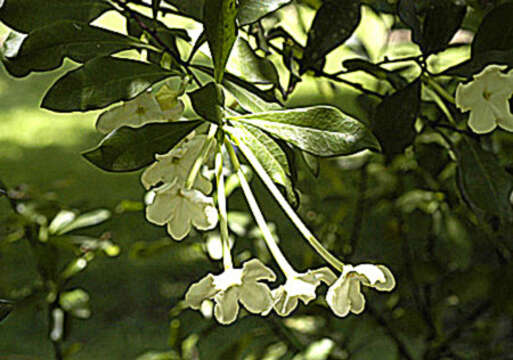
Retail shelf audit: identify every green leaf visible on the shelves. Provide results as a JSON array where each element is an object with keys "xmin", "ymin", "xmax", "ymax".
[
  {"xmin": 237, "ymin": 0, "xmax": 291, "ymax": 25},
  {"xmin": 302, "ymin": 0, "xmax": 361, "ymax": 72},
  {"xmin": 472, "ymin": 2, "xmax": 513, "ymax": 56},
  {"xmin": 421, "ymin": 1, "xmax": 466, "ymax": 55},
  {"xmin": 152, "ymin": 0, "xmax": 162, "ymax": 19},
  {"xmin": 398, "ymin": 0, "xmax": 421, "ymax": 46},
  {"xmin": 82, "ymin": 120, "xmax": 201, "ymax": 172},
  {"xmin": 228, "ymin": 106, "xmax": 380, "ymax": 157},
  {"xmin": 227, "ymin": 123, "xmax": 298, "ymax": 206},
  {"xmin": 223, "ymin": 79, "xmax": 281, "ymax": 113},
  {"xmin": 455, "ymin": 137, "xmax": 513, "ymax": 225},
  {"xmin": 163, "ymin": 0, "xmax": 204, "ymax": 21},
  {"xmin": 371, "ymin": 78, "xmax": 420, "ymax": 158},
  {"xmin": 42, "ymin": 57, "xmax": 181, "ymax": 112},
  {"xmin": 342, "ymin": 58, "xmax": 408, "ymax": 89},
  {"xmin": 0, "ymin": 299, "xmax": 13, "ymax": 323},
  {"xmin": 203, "ymin": 0, "xmax": 238, "ymax": 83},
  {"xmin": 302, "ymin": 151, "xmax": 320, "ymax": 177},
  {"xmin": 188, "ymin": 82, "xmax": 225, "ymax": 124},
  {"xmin": 0, "ymin": 0, "xmax": 112, "ymax": 33},
  {"xmin": 2, "ymin": 21, "xmax": 157, "ymax": 77}
]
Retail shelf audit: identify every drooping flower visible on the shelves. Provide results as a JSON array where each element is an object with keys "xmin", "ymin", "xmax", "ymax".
[
  {"xmin": 145, "ymin": 180, "xmax": 218, "ymax": 240},
  {"xmin": 272, "ymin": 268, "xmax": 337, "ymax": 317},
  {"xmin": 455, "ymin": 64, "xmax": 513, "ymax": 134},
  {"xmin": 185, "ymin": 259, "xmax": 276, "ymax": 324},
  {"xmin": 141, "ymin": 135, "xmax": 213, "ymax": 195},
  {"xmin": 326, "ymin": 264, "xmax": 395, "ymax": 317},
  {"xmin": 95, "ymin": 90, "xmax": 184, "ymax": 134}
]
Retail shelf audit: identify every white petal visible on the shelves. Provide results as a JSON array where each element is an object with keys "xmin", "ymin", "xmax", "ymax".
[
  {"xmin": 239, "ymin": 282, "xmax": 273, "ymax": 314},
  {"xmin": 242, "ymin": 259, "xmax": 276, "ymax": 282},
  {"xmin": 214, "ymin": 288, "xmax": 240, "ymax": 325},
  {"xmin": 374, "ymin": 265, "xmax": 396, "ymax": 291},
  {"xmin": 347, "ymin": 278, "xmax": 365, "ymax": 314},
  {"xmin": 185, "ymin": 274, "xmax": 218, "ymax": 309},
  {"xmin": 272, "ymin": 286, "xmax": 299, "ymax": 317},
  {"xmin": 145, "ymin": 187, "xmax": 176, "ymax": 225},
  {"xmin": 455, "ymin": 81, "xmax": 484, "ymax": 112},
  {"xmin": 468, "ymin": 103, "xmax": 497, "ymax": 134},
  {"xmin": 167, "ymin": 197, "xmax": 192, "ymax": 240},
  {"xmin": 326, "ymin": 276, "xmax": 352, "ymax": 317},
  {"xmin": 310, "ymin": 267, "xmax": 338, "ymax": 286}
]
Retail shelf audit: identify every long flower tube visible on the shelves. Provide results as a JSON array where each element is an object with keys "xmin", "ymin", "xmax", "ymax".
[
  {"xmin": 225, "ymin": 140, "xmax": 337, "ymax": 317},
  {"xmin": 215, "ymin": 144, "xmax": 233, "ymax": 270},
  {"xmin": 233, "ymin": 138, "xmax": 345, "ymax": 272},
  {"xmin": 185, "ymin": 124, "xmax": 218, "ymax": 190}
]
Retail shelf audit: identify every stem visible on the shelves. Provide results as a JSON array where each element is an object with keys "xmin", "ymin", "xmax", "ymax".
[
  {"xmin": 234, "ymin": 140, "xmax": 345, "ymax": 272},
  {"xmin": 215, "ymin": 144, "xmax": 233, "ymax": 270},
  {"xmin": 422, "ymin": 75, "xmax": 455, "ymax": 105},
  {"xmin": 185, "ymin": 125, "xmax": 217, "ymax": 190},
  {"xmin": 225, "ymin": 141, "xmax": 296, "ymax": 276}
]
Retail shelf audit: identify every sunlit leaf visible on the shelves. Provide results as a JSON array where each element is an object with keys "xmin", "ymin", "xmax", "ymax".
[
  {"xmin": 203, "ymin": 0, "xmax": 238, "ymax": 83},
  {"xmin": 42, "ymin": 57, "xmax": 181, "ymax": 112},
  {"xmin": 82, "ymin": 121, "xmax": 202, "ymax": 172},
  {"xmin": 237, "ymin": 0, "xmax": 291, "ymax": 25},
  {"xmin": 228, "ymin": 106, "xmax": 380, "ymax": 157}
]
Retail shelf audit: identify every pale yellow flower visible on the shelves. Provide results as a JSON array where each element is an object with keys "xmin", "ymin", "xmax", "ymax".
[
  {"xmin": 455, "ymin": 64, "xmax": 513, "ymax": 134},
  {"xmin": 326, "ymin": 264, "xmax": 395, "ymax": 317},
  {"xmin": 185, "ymin": 259, "xmax": 276, "ymax": 324}
]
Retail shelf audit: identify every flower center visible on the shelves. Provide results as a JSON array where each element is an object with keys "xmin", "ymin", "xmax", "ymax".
[
  {"xmin": 482, "ymin": 89, "xmax": 492, "ymax": 100},
  {"xmin": 213, "ymin": 268, "xmax": 243, "ymax": 291},
  {"xmin": 135, "ymin": 105, "xmax": 147, "ymax": 115},
  {"xmin": 285, "ymin": 277, "xmax": 317, "ymax": 297}
]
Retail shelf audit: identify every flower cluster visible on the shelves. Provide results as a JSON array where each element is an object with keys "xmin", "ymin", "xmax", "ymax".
[
  {"xmin": 184, "ymin": 260, "xmax": 395, "ymax": 324},
  {"xmin": 455, "ymin": 64, "xmax": 513, "ymax": 134}
]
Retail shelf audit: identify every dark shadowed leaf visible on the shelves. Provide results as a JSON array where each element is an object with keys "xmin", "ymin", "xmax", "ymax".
[
  {"xmin": 203, "ymin": 0, "xmax": 238, "ymax": 83},
  {"xmin": 302, "ymin": 151, "xmax": 320, "ymax": 177},
  {"xmin": 472, "ymin": 2, "xmax": 513, "ymax": 56},
  {"xmin": 189, "ymin": 82, "xmax": 225, "ymax": 124},
  {"xmin": 455, "ymin": 137, "xmax": 513, "ymax": 225},
  {"xmin": 371, "ymin": 78, "xmax": 420, "ymax": 158},
  {"xmin": 163, "ymin": 0, "xmax": 204, "ymax": 21},
  {"xmin": 228, "ymin": 106, "xmax": 380, "ymax": 157},
  {"xmin": 227, "ymin": 123, "xmax": 297, "ymax": 206},
  {"xmin": 42, "ymin": 57, "xmax": 181, "ymax": 112},
  {"xmin": 0, "ymin": 0, "xmax": 112, "ymax": 33},
  {"xmin": 2, "ymin": 21, "xmax": 156, "ymax": 77},
  {"xmin": 82, "ymin": 121, "xmax": 201, "ymax": 172},
  {"xmin": 237, "ymin": 0, "xmax": 291, "ymax": 25},
  {"xmin": 301, "ymin": 0, "xmax": 361, "ymax": 72},
  {"xmin": 443, "ymin": 50, "xmax": 513, "ymax": 78},
  {"xmin": 421, "ymin": 1, "xmax": 466, "ymax": 55},
  {"xmin": 398, "ymin": 0, "xmax": 422, "ymax": 46}
]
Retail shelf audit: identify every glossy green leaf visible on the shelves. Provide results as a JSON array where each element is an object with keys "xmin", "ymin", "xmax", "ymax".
[
  {"xmin": 371, "ymin": 79, "xmax": 420, "ymax": 158},
  {"xmin": 229, "ymin": 37, "xmax": 279, "ymax": 86},
  {"xmin": 2, "ymin": 21, "xmax": 156, "ymax": 77},
  {"xmin": 237, "ymin": 0, "xmax": 291, "ymax": 25},
  {"xmin": 472, "ymin": 2, "xmax": 513, "ymax": 56},
  {"xmin": 223, "ymin": 80, "xmax": 281, "ymax": 114},
  {"xmin": 82, "ymin": 120, "xmax": 201, "ymax": 172},
  {"xmin": 302, "ymin": 0, "xmax": 361, "ymax": 72},
  {"xmin": 227, "ymin": 123, "xmax": 297, "ymax": 206},
  {"xmin": 203, "ymin": 0, "xmax": 238, "ymax": 83},
  {"xmin": 228, "ymin": 106, "xmax": 380, "ymax": 157},
  {"xmin": 163, "ymin": 0, "xmax": 204, "ymax": 21},
  {"xmin": 421, "ymin": 1, "xmax": 466, "ymax": 55},
  {"xmin": 455, "ymin": 137, "xmax": 513, "ymax": 224},
  {"xmin": 0, "ymin": 0, "xmax": 112, "ymax": 33},
  {"xmin": 42, "ymin": 57, "xmax": 181, "ymax": 112},
  {"xmin": 0, "ymin": 299, "xmax": 13, "ymax": 323},
  {"xmin": 188, "ymin": 82, "xmax": 225, "ymax": 124}
]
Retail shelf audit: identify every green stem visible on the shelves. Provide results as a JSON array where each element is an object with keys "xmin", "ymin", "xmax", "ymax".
[
  {"xmin": 422, "ymin": 75, "xmax": 455, "ymax": 105},
  {"xmin": 226, "ymin": 141, "xmax": 296, "ymax": 277},
  {"xmin": 235, "ymin": 140, "xmax": 345, "ymax": 272},
  {"xmin": 215, "ymin": 144, "xmax": 233, "ymax": 270},
  {"xmin": 185, "ymin": 125, "xmax": 217, "ymax": 190}
]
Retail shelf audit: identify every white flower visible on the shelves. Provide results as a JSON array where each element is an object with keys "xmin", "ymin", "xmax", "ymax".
[
  {"xmin": 272, "ymin": 268, "xmax": 337, "ymax": 316},
  {"xmin": 326, "ymin": 264, "xmax": 395, "ymax": 317},
  {"xmin": 185, "ymin": 259, "xmax": 276, "ymax": 324},
  {"xmin": 455, "ymin": 64, "xmax": 513, "ymax": 134},
  {"xmin": 95, "ymin": 90, "xmax": 184, "ymax": 134},
  {"xmin": 146, "ymin": 180, "xmax": 218, "ymax": 240},
  {"xmin": 141, "ymin": 135, "xmax": 213, "ymax": 195}
]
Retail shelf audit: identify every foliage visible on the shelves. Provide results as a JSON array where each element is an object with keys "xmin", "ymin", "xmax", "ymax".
[{"xmin": 1, "ymin": 0, "xmax": 513, "ymax": 359}]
